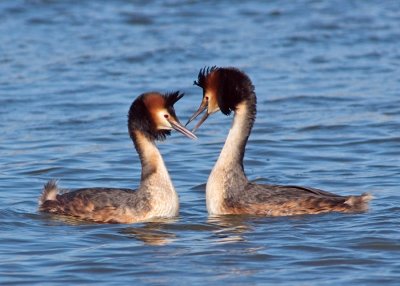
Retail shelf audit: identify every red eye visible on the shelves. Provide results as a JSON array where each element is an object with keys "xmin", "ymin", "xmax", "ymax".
[
  {"xmin": 205, "ymin": 96, "xmax": 209, "ymax": 100},
  {"xmin": 164, "ymin": 114, "xmax": 169, "ymax": 118}
]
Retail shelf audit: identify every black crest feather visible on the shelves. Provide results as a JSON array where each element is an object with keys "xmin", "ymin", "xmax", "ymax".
[
  {"xmin": 193, "ymin": 66, "xmax": 217, "ymax": 88},
  {"xmin": 164, "ymin": 90, "xmax": 184, "ymax": 107}
]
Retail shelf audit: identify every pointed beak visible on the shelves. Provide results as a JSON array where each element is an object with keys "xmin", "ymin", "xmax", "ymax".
[
  {"xmin": 167, "ymin": 117, "xmax": 197, "ymax": 140},
  {"xmin": 186, "ymin": 99, "xmax": 207, "ymax": 126},
  {"xmin": 191, "ymin": 111, "xmax": 209, "ymax": 133},
  {"xmin": 185, "ymin": 98, "xmax": 211, "ymax": 133}
]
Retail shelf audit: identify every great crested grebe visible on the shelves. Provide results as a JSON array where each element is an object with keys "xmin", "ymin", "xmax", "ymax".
[
  {"xmin": 187, "ymin": 66, "xmax": 372, "ymax": 216},
  {"xmin": 39, "ymin": 91, "xmax": 197, "ymax": 223}
]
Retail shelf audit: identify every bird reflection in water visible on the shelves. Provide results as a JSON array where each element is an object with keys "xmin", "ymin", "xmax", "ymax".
[
  {"xmin": 207, "ymin": 215, "xmax": 254, "ymax": 244},
  {"xmin": 120, "ymin": 218, "xmax": 178, "ymax": 246}
]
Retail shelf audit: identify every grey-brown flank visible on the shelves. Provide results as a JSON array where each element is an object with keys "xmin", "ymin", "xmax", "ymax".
[{"xmin": 39, "ymin": 92, "xmax": 196, "ymax": 223}]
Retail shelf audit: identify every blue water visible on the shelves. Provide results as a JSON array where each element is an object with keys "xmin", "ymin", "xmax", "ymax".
[{"xmin": 1, "ymin": 1, "xmax": 399, "ymax": 285}]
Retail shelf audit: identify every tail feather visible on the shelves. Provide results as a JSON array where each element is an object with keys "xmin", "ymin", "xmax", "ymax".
[
  {"xmin": 344, "ymin": 192, "xmax": 373, "ymax": 212},
  {"xmin": 39, "ymin": 180, "xmax": 59, "ymax": 207}
]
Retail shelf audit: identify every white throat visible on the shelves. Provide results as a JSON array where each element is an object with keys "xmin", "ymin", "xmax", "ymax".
[
  {"xmin": 134, "ymin": 131, "xmax": 179, "ymax": 217},
  {"xmin": 206, "ymin": 102, "xmax": 250, "ymax": 215}
]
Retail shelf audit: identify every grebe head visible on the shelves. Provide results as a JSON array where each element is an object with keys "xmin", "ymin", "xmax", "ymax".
[
  {"xmin": 129, "ymin": 91, "xmax": 197, "ymax": 141},
  {"xmin": 187, "ymin": 66, "xmax": 255, "ymax": 131}
]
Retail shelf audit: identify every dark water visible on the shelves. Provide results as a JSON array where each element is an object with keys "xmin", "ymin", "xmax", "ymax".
[{"xmin": 1, "ymin": 0, "xmax": 399, "ymax": 285}]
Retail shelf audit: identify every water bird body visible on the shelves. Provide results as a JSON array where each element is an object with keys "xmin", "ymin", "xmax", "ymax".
[
  {"xmin": 187, "ymin": 66, "xmax": 372, "ymax": 216},
  {"xmin": 39, "ymin": 92, "xmax": 197, "ymax": 223}
]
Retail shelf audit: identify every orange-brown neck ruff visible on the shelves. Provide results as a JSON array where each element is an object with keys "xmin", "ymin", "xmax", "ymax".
[
  {"xmin": 142, "ymin": 93, "xmax": 166, "ymax": 109},
  {"xmin": 128, "ymin": 92, "xmax": 171, "ymax": 142},
  {"xmin": 203, "ymin": 71, "xmax": 220, "ymax": 113}
]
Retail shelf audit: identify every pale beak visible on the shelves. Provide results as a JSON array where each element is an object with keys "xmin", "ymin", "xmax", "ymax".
[
  {"xmin": 167, "ymin": 117, "xmax": 197, "ymax": 140},
  {"xmin": 186, "ymin": 98, "xmax": 209, "ymax": 132}
]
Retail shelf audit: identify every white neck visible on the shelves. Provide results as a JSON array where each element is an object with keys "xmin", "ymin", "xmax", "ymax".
[
  {"xmin": 133, "ymin": 131, "xmax": 179, "ymax": 217},
  {"xmin": 206, "ymin": 102, "xmax": 252, "ymax": 214}
]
